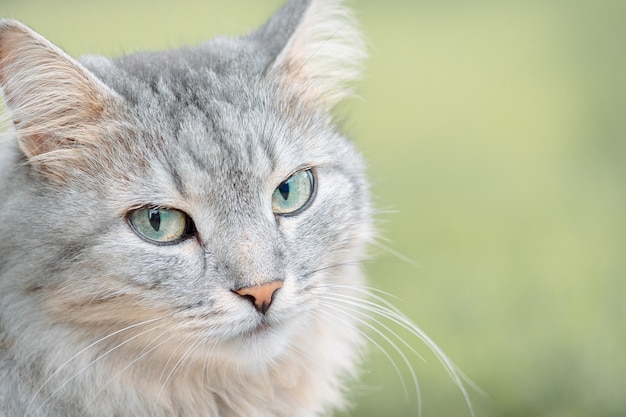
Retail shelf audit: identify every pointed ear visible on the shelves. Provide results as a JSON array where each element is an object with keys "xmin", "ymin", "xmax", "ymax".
[
  {"xmin": 0, "ymin": 19, "xmax": 118, "ymax": 182},
  {"xmin": 259, "ymin": 0, "xmax": 366, "ymax": 110}
]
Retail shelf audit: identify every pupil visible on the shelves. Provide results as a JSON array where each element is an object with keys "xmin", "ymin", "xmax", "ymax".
[
  {"xmin": 149, "ymin": 208, "xmax": 161, "ymax": 232},
  {"xmin": 278, "ymin": 182, "xmax": 290, "ymax": 200}
]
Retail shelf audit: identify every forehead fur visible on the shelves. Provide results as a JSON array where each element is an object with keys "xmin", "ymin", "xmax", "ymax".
[{"xmin": 0, "ymin": 0, "xmax": 365, "ymax": 184}]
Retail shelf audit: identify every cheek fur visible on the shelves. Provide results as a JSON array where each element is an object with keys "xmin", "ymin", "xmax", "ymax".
[{"xmin": 278, "ymin": 172, "xmax": 370, "ymax": 279}]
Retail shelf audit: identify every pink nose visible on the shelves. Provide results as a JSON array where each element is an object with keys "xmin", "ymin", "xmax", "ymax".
[{"xmin": 234, "ymin": 280, "xmax": 283, "ymax": 315}]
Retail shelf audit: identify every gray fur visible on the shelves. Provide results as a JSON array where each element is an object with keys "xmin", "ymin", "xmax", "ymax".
[{"xmin": 0, "ymin": 0, "xmax": 374, "ymax": 416}]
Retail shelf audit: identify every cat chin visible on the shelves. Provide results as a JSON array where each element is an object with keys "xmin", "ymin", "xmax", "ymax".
[
  {"xmin": 192, "ymin": 335, "xmax": 291, "ymax": 375},
  {"xmin": 221, "ymin": 318, "xmax": 302, "ymax": 365}
]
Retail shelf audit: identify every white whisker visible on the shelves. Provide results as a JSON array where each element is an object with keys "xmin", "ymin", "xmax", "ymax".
[
  {"xmin": 309, "ymin": 307, "xmax": 418, "ymax": 411},
  {"xmin": 32, "ymin": 323, "xmax": 173, "ymax": 416},
  {"xmin": 318, "ymin": 301, "xmax": 422, "ymax": 416},
  {"xmin": 79, "ymin": 323, "xmax": 182, "ymax": 417},
  {"xmin": 25, "ymin": 316, "xmax": 167, "ymax": 417},
  {"xmin": 306, "ymin": 260, "xmax": 365, "ymax": 277},
  {"xmin": 319, "ymin": 284, "xmax": 477, "ymax": 417},
  {"xmin": 152, "ymin": 332, "xmax": 202, "ymax": 416},
  {"xmin": 320, "ymin": 294, "xmax": 426, "ymax": 362},
  {"xmin": 371, "ymin": 241, "xmax": 422, "ymax": 270}
]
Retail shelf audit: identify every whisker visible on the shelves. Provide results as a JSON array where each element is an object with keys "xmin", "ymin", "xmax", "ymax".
[
  {"xmin": 318, "ymin": 283, "xmax": 404, "ymax": 308},
  {"xmin": 154, "ymin": 335, "xmax": 203, "ymax": 410},
  {"xmin": 305, "ymin": 259, "xmax": 366, "ymax": 277},
  {"xmin": 202, "ymin": 334, "xmax": 227, "ymax": 390},
  {"xmin": 31, "ymin": 319, "xmax": 171, "ymax": 417},
  {"xmin": 321, "ymin": 284, "xmax": 478, "ymax": 417},
  {"xmin": 308, "ymin": 307, "xmax": 417, "ymax": 410},
  {"xmin": 79, "ymin": 323, "xmax": 182, "ymax": 417},
  {"xmin": 25, "ymin": 316, "xmax": 167, "ymax": 416},
  {"xmin": 318, "ymin": 301, "xmax": 422, "ymax": 415},
  {"xmin": 370, "ymin": 241, "xmax": 422, "ymax": 270},
  {"xmin": 320, "ymin": 294, "xmax": 425, "ymax": 362}
]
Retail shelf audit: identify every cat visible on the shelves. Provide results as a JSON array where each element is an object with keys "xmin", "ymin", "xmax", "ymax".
[{"xmin": 0, "ymin": 0, "xmax": 472, "ymax": 416}]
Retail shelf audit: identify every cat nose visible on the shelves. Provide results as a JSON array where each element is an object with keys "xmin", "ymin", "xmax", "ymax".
[{"xmin": 233, "ymin": 280, "xmax": 283, "ymax": 315}]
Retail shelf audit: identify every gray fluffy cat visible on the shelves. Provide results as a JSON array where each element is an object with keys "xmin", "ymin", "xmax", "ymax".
[{"xmin": 0, "ymin": 0, "xmax": 471, "ymax": 416}]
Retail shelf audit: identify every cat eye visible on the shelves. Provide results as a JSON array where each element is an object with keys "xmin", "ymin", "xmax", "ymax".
[
  {"xmin": 272, "ymin": 169, "xmax": 315, "ymax": 216},
  {"xmin": 128, "ymin": 207, "xmax": 196, "ymax": 244}
]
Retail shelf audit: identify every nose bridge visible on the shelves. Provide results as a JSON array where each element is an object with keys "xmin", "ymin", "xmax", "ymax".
[{"xmin": 223, "ymin": 218, "xmax": 284, "ymax": 289}]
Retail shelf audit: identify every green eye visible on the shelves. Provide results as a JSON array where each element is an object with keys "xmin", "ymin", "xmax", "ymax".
[
  {"xmin": 272, "ymin": 169, "xmax": 315, "ymax": 215},
  {"xmin": 128, "ymin": 207, "xmax": 195, "ymax": 244}
]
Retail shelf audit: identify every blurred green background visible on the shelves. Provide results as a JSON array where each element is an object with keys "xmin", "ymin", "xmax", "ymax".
[{"xmin": 1, "ymin": 0, "xmax": 624, "ymax": 416}]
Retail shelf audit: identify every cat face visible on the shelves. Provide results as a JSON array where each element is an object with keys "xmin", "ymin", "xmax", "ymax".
[
  {"xmin": 51, "ymin": 69, "xmax": 370, "ymax": 367},
  {"xmin": 0, "ymin": 0, "xmax": 371, "ymax": 371}
]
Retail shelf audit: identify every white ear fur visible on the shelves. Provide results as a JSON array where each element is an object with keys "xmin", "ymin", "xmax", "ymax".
[
  {"xmin": 271, "ymin": 0, "xmax": 367, "ymax": 109},
  {"xmin": 0, "ymin": 19, "xmax": 117, "ymax": 180}
]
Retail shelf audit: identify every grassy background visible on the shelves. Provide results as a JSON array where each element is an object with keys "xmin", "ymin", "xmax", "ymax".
[{"xmin": 2, "ymin": 0, "xmax": 625, "ymax": 416}]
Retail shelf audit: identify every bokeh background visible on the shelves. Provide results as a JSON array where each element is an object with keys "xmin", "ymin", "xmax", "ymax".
[{"xmin": 1, "ymin": 0, "xmax": 624, "ymax": 416}]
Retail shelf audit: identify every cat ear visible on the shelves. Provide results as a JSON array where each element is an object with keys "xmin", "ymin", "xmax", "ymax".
[
  {"xmin": 258, "ymin": 0, "xmax": 366, "ymax": 109},
  {"xmin": 0, "ymin": 19, "xmax": 117, "ymax": 181}
]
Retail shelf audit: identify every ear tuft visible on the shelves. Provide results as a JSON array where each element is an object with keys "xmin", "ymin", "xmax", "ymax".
[
  {"xmin": 0, "ymin": 19, "xmax": 117, "ymax": 181},
  {"xmin": 266, "ymin": 0, "xmax": 367, "ymax": 109}
]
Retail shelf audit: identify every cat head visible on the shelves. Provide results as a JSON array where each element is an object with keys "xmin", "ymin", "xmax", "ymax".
[{"xmin": 0, "ymin": 0, "xmax": 371, "ymax": 370}]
